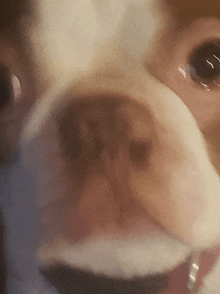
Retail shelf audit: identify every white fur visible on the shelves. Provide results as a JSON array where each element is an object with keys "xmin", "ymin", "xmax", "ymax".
[
  {"xmin": 39, "ymin": 236, "xmax": 191, "ymax": 278},
  {"xmin": 27, "ymin": 0, "xmax": 161, "ymax": 84}
]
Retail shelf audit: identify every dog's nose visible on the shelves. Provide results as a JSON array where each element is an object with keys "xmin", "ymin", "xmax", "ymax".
[{"xmin": 58, "ymin": 93, "xmax": 153, "ymax": 171}]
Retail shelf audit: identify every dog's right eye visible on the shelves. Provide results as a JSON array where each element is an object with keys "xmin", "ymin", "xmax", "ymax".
[
  {"xmin": 0, "ymin": 65, "xmax": 13, "ymax": 110},
  {"xmin": 188, "ymin": 40, "xmax": 220, "ymax": 86}
]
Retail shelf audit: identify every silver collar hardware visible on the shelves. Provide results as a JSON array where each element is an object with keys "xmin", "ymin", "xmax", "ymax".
[{"xmin": 187, "ymin": 251, "xmax": 201, "ymax": 293}]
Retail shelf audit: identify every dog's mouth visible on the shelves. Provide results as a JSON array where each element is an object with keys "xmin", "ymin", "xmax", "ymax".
[
  {"xmin": 41, "ymin": 264, "xmax": 169, "ymax": 294},
  {"xmin": 163, "ymin": 249, "xmax": 220, "ymax": 294},
  {"xmin": 41, "ymin": 249, "xmax": 220, "ymax": 294}
]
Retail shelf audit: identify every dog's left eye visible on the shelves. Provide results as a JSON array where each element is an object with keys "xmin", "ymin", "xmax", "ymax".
[
  {"xmin": 188, "ymin": 40, "xmax": 220, "ymax": 85},
  {"xmin": 0, "ymin": 65, "xmax": 13, "ymax": 110},
  {"xmin": 0, "ymin": 65, "xmax": 21, "ymax": 111}
]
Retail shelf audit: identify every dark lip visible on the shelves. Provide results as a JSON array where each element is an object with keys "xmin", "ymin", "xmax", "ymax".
[{"xmin": 41, "ymin": 263, "xmax": 169, "ymax": 294}]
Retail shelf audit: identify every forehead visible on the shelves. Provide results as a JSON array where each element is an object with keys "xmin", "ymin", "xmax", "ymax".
[
  {"xmin": 1, "ymin": 0, "xmax": 220, "ymax": 30},
  {"xmin": 166, "ymin": 0, "xmax": 220, "ymax": 23},
  {"xmin": 1, "ymin": 0, "xmax": 219, "ymax": 91}
]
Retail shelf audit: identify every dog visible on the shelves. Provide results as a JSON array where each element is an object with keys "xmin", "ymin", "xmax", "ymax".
[{"xmin": 2, "ymin": 0, "xmax": 220, "ymax": 293}]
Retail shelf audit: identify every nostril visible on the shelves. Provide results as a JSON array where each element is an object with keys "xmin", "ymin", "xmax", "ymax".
[
  {"xmin": 129, "ymin": 139, "xmax": 152, "ymax": 166},
  {"xmin": 58, "ymin": 116, "xmax": 104, "ymax": 162},
  {"xmin": 57, "ymin": 94, "xmax": 127, "ymax": 163},
  {"xmin": 57, "ymin": 93, "xmax": 153, "ymax": 171}
]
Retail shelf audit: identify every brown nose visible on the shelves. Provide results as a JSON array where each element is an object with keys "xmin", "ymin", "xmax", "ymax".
[{"xmin": 57, "ymin": 93, "xmax": 153, "ymax": 174}]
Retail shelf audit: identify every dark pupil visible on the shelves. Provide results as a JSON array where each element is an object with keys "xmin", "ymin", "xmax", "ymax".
[
  {"xmin": 0, "ymin": 65, "xmax": 12, "ymax": 109},
  {"xmin": 189, "ymin": 42, "xmax": 220, "ymax": 81}
]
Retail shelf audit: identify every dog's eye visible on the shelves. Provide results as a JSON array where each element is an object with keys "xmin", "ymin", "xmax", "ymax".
[
  {"xmin": 188, "ymin": 41, "xmax": 220, "ymax": 85},
  {"xmin": 0, "ymin": 65, "xmax": 13, "ymax": 110}
]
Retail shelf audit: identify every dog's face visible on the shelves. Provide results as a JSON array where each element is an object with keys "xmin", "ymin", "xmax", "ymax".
[{"xmin": 2, "ymin": 0, "xmax": 220, "ymax": 293}]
